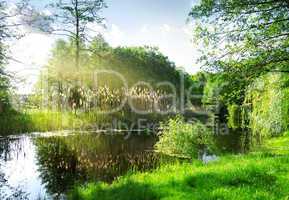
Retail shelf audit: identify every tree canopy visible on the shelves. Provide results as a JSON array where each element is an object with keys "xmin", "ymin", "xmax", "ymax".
[
  {"xmin": 33, "ymin": 36, "xmax": 193, "ymax": 113},
  {"xmin": 190, "ymin": 0, "xmax": 289, "ymax": 136},
  {"xmin": 190, "ymin": 0, "xmax": 289, "ymax": 104},
  {"xmin": 190, "ymin": 0, "xmax": 289, "ymax": 72}
]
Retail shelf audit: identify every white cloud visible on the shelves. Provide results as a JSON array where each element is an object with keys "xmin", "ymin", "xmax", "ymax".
[
  {"xmin": 140, "ymin": 25, "xmax": 149, "ymax": 34},
  {"xmin": 42, "ymin": 9, "xmax": 52, "ymax": 16},
  {"xmin": 191, "ymin": 0, "xmax": 201, "ymax": 6},
  {"xmin": 101, "ymin": 24, "xmax": 125, "ymax": 47},
  {"xmin": 182, "ymin": 23, "xmax": 194, "ymax": 36},
  {"xmin": 160, "ymin": 24, "xmax": 172, "ymax": 33}
]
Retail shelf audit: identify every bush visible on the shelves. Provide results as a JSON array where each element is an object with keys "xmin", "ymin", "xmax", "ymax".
[{"xmin": 155, "ymin": 117, "xmax": 214, "ymax": 159}]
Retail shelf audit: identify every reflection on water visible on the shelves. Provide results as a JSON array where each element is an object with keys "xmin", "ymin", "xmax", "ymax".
[
  {"xmin": 0, "ymin": 132, "xmax": 161, "ymax": 200},
  {"xmin": 0, "ymin": 131, "xmax": 244, "ymax": 200},
  {"xmin": 0, "ymin": 136, "xmax": 48, "ymax": 200}
]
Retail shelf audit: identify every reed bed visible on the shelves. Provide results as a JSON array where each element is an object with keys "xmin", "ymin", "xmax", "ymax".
[{"xmin": 0, "ymin": 86, "xmax": 178, "ymax": 135}]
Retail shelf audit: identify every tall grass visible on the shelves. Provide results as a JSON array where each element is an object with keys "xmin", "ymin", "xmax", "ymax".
[
  {"xmin": 0, "ymin": 86, "xmax": 179, "ymax": 135},
  {"xmin": 32, "ymin": 86, "xmax": 177, "ymax": 114},
  {"xmin": 0, "ymin": 109, "xmax": 172, "ymax": 135},
  {"xmin": 0, "ymin": 110, "xmax": 75, "ymax": 135},
  {"xmin": 0, "ymin": 110, "xmax": 32, "ymax": 135}
]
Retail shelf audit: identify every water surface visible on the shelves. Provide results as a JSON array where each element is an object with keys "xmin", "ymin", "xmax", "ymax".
[
  {"xmin": 0, "ymin": 130, "xmax": 245, "ymax": 199},
  {"xmin": 0, "ymin": 132, "xmax": 160, "ymax": 200}
]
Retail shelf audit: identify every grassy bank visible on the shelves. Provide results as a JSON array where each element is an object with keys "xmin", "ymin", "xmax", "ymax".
[
  {"xmin": 0, "ymin": 110, "xmax": 97, "ymax": 135},
  {"xmin": 69, "ymin": 132, "xmax": 289, "ymax": 200},
  {"xmin": 0, "ymin": 110, "xmax": 75, "ymax": 135},
  {"xmin": 0, "ymin": 109, "xmax": 168, "ymax": 135}
]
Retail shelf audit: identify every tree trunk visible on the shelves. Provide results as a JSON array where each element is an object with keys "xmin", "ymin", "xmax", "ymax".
[{"xmin": 75, "ymin": 0, "xmax": 80, "ymax": 69}]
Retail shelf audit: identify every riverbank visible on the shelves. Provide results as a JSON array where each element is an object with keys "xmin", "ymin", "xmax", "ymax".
[
  {"xmin": 69, "ymin": 132, "xmax": 289, "ymax": 200},
  {"xmin": 0, "ymin": 110, "xmax": 77, "ymax": 135},
  {"xmin": 0, "ymin": 109, "xmax": 167, "ymax": 135}
]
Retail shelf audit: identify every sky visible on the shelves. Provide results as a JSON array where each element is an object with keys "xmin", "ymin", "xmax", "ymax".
[{"xmin": 7, "ymin": 0, "xmax": 200, "ymax": 94}]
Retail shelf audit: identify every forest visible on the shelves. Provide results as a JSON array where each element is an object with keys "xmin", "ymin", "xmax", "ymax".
[{"xmin": 0, "ymin": 0, "xmax": 288, "ymax": 200}]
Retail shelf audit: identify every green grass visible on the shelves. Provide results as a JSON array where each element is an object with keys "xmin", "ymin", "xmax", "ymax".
[
  {"xmin": 0, "ymin": 110, "xmax": 32, "ymax": 135},
  {"xmin": 0, "ymin": 109, "xmax": 123, "ymax": 135},
  {"xmin": 68, "ymin": 133, "xmax": 289, "ymax": 200},
  {"xmin": 0, "ymin": 109, "xmax": 169, "ymax": 135},
  {"xmin": 0, "ymin": 110, "xmax": 76, "ymax": 135}
]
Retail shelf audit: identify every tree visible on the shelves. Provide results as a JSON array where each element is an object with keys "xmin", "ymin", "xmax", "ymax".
[
  {"xmin": 190, "ymin": 0, "xmax": 289, "ymax": 104},
  {"xmin": 47, "ymin": 0, "xmax": 107, "ymax": 69},
  {"xmin": 35, "ymin": 37, "xmax": 194, "ymax": 113},
  {"xmin": 190, "ymin": 0, "xmax": 289, "ymax": 72},
  {"xmin": 0, "ymin": 0, "xmax": 20, "ymax": 112},
  {"xmin": 0, "ymin": 0, "xmax": 40, "ymax": 112}
]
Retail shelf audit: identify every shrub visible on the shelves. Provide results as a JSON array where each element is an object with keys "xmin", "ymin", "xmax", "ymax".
[{"xmin": 155, "ymin": 117, "xmax": 214, "ymax": 159}]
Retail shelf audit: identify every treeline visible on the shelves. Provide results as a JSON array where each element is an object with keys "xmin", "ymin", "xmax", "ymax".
[
  {"xmin": 190, "ymin": 0, "xmax": 289, "ymax": 140},
  {"xmin": 0, "ymin": 36, "xmax": 203, "ymax": 134},
  {"xmin": 30, "ymin": 36, "xmax": 195, "ymax": 114}
]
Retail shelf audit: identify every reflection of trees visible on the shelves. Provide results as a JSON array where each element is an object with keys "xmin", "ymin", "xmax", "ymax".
[
  {"xmin": 0, "ymin": 138, "xmax": 30, "ymax": 200},
  {"xmin": 34, "ymin": 134, "xmax": 160, "ymax": 195},
  {"xmin": 0, "ymin": 138, "xmax": 23, "ymax": 162},
  {"xmin": 34, "ymin": 137, "xmax": 83, "ymax": 197},
  {"xmin": 0, "ymin": 139, "xmax": 8, "ymax": 196}
]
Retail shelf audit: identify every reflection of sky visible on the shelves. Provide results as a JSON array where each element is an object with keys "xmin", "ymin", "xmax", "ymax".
[
  {"xmin": 0, "ymin": 137, "xmax": 48, "ymax": 200},
  {"xmin": 7, "ymin": 0, "xmax": 200, "ymax": 94},
  {"xmin": 0, "ymin": 132, "xmax": 158, "ymax": 199}
]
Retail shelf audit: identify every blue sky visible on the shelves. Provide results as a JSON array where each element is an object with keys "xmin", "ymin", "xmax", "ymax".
[
  {"xmin": 104, "ymin": 0, "xmax": 192, "ymax": 30},
  {"xmin": 8, "ymin": 0, "xmax": 199, "ymax": 93}
]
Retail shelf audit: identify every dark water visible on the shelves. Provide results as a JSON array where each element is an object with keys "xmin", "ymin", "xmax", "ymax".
[{"xmin": 0, "ymin": 132, "xmax": 163, "ymax": 200}]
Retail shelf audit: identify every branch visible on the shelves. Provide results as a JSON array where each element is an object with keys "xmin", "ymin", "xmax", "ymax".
[
  {"xmin": 266, "ymin": 69, "xmax": 289, "ymax": 73},
  {"xmin": 213, "ymin": 17, "xmax": 289, "ymax": 36},
  {"xmin": 51, "ymin": 29, "xmax": 76, "ymax": 36},
  {"xmin": 0, "ymin": 51, "xmax": 24, "ymax": 65}
]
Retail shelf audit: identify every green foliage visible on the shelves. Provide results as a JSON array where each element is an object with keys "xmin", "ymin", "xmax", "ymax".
[
  {"xmin": 0, "ymin": 110, "xmax": 32, "ymax": 135},
  {"xmin": 227, "ymin": 104, "xmax": 241, "ymax": 129},
  {"xmin": 282, "ymin": 78, "xmax": 289, "ymax": 132},
  {"xmin": 37, "ymin": 36, "xmax": 188, "ymax": 100},
  {"xmin": 155, "ymin": 117, "xmax": 214, "ymax": 158},
  {"xmin": 31, "ymin": 37, "xmax": 192, "ymax": 126},
  {"xmin": 49, "ymin": 0, "xmax": 106, "ymax": 35},
  {"xmin": 0, "ymin": 71, "xmax": 10, "ymax": 112},
  {"xmin": 246, "ymin": 73, "xmax": 289, "ymax": 137},
  {"xmin": 189, "ymin": 72, "xmax": 209, "ymax": 106},
  {"xmin": 69, "ymin": 135, "xmax": 289, "ymax": 200},
  {"xmin": 190, "ymin": 0, "xmax": 289, "ymax": 74},
  {"xmin": 202, "ymin": 70, "xmax": 254, "ymax": 107},
  {"xmin": 191, "ymin": 1, "xmax": 289, "ymax": 136},
  {"xmin": 0, "ymin": 110, "xmax": 76, "ymax": 135},
  {"xmin": 69, "ymin": 181, "xmax": 159, "ymax": 200},
  {"xmin": 0, "ymin": 0, "xmax": 28, "ymax": 113},
  {"xmin": 0, "ymin": 108, "xmax": 172, "ymax": 135},
  {"xmin": 0, "ymin": 16, "xmax": 9, "ymax": 112}
]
